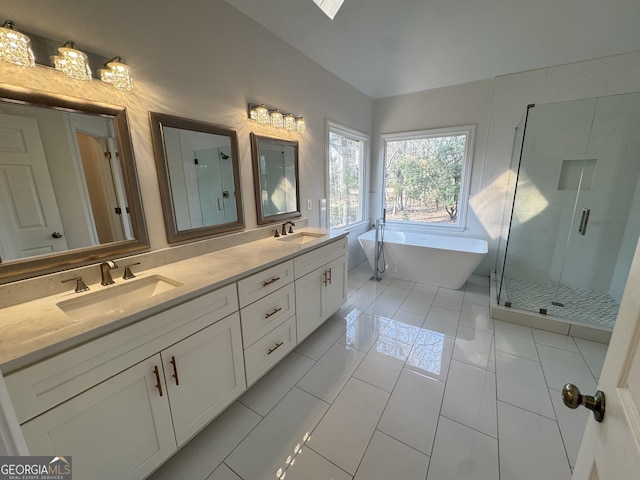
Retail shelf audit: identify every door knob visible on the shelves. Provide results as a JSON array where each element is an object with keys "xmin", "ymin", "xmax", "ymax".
[
  {"xmin": 51, "ymin": 231, "xmax": 63, "ymax": 238},
  {"xmin": 562, "ymin": 383, "xmax": 605, "ymax": 422}
]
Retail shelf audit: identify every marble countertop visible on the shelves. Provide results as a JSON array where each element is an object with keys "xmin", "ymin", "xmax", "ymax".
[{"xmin": 0, "ymin": 228, "xmax": 347, "ymax": 374}]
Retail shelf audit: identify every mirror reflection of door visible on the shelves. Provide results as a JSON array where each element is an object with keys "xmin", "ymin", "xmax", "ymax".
[
  {"xmin": 0, "ymin": 113, "xmax": 68, "ymax": 260},
  {"xmin": 0, "ymin": 101, "xmax": 138, "ymax": 264}
]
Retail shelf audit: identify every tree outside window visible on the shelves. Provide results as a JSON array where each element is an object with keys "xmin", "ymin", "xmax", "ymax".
[
  {"xmin": 329, "ymin": 124, "xmax": 367, "ymax": 228},
  {"xmin": 383, "ymin": 129, "xmax": 472, "ymax": 226}
]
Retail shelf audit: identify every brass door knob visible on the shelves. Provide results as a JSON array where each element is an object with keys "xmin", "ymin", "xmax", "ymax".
[{"xmin": 562, "ymin": 383, "xmax": 605, "ymax": 422}]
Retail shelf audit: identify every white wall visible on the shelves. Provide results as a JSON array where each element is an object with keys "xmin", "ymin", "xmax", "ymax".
[
  {"xmin": 372, "ymin": 52, "xmax": 640, "ymax": 277},
  {"xmin": 0, "ymin": 0, "xmax": 372, "ymax": 254},
  {"xmin": 372, "ymin": 79, "xmax": 496, "ymax": 274}
]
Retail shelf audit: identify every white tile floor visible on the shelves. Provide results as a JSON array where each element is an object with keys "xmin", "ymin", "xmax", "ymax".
[{"xmin": 149, "ymin": 263, "xmax": 610, "ymax": 480}]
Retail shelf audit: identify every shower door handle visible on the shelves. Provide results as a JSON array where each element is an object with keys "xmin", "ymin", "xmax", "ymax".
[{"xmin": 578, "ymin": 208, "xmax": 590, "ymax": 235}]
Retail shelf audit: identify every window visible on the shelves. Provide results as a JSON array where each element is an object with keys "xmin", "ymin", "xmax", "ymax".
[
  {"xmin": 381, "ymin": 125, "xmax": 475, "ymax": 229},
  {"xmin": 328, "ymin": 122, "xmax": 369, "ymax": 229}
]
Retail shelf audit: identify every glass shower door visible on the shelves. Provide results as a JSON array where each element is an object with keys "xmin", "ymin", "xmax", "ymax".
[{"xmin": 551, "ymin": 92, "xmax": 640, "ymax": 328}]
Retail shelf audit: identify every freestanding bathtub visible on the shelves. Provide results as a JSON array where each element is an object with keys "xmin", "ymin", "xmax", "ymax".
[{"xmin": 358, "ymin": 229, "xmax": 488, "ymax": 289}]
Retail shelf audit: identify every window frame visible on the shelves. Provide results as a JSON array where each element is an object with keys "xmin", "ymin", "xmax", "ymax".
[
  {"xmin": 380, "ymin": 125, "xmax": 476, "ymax": 232},
  {"xmin": 326, "ymin": 120, "xmax": 370, "ymax": 230}
]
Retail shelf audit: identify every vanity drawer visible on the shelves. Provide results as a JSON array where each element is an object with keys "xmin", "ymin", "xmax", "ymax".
[
  {"xmin": 294, "ymin": 237, "xmax": 348, "ymax": 279},
  {"xmin": 240, "ymin": 283, "xmax": 295, "ymax": 348},
  {"xmin": 237, "ymin": 260, "xmax": 294, "ymax": 307},
  {"xmin": 244, "ymin": 316, "xmax": 296, "ymax": 386},
  {"xmin": 5, "ymin": 284, "xmax": 239, "ymax": 424}
]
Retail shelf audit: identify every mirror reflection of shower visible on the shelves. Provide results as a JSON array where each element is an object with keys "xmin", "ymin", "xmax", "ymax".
[{"xmin": 496, "ymin": 91, "xmax": 640, "ymax": 331}]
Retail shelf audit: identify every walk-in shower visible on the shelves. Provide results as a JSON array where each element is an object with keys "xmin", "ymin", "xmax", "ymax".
[{"xmin": 496, "ymin": 92, "xmax": 640, "ymax": 332}]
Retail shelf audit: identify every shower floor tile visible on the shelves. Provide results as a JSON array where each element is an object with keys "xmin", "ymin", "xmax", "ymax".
[{"xmin": 501, "ymin": 277, "xmax": 618, "ymax": 329}]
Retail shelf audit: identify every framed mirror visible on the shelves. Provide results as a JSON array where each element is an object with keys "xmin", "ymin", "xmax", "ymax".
[
  {"xmin": 250, "ymin": 133, "xmax": 301, "ymax": 225},
  {"xmin": 0, "ymin": 85, "xmax": 148, "ymax": 283},
  {"xmin": 149, "ymin": 112, "xmax": 244, "ymax": 243}
]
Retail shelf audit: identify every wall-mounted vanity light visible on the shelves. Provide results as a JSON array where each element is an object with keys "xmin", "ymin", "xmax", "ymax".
[
  {"xmin": 248, "ymin": 103, "xmax": 305, "ymax": 133},
  {"xmin": 1, "ymin": 18, "xmax": 133, "ymax": 91},
  {"xmin": 99, "ymin": 56, "xmax": 134, "ymax": 91},
  {"xmin": 0, "ymin": 20, "xmax": 35, "ymax": 67},
  {"xmin": 52, "ymin": 41, "xmax": 92, "ymax": 81}
]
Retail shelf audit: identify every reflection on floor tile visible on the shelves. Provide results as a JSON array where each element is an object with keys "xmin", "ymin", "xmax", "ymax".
[
  {"xmin": 495, "ymin": 351, "xmax": 555, "ymax": 419},
  {"xmin": 537, "ymin": 344, "xmax": 597, "ymax": 392},
  {"xmin": 354, "ymin": 336, "xmax": 410, "ymax": 392},
  {"xmin": 441, "ymin": 360, "xmax": 497, "ymax": 438},
  {"xmin": 427, "ymin": 416, "xmax": 498, "ymax": 480},
  {"xmin": 149, "ymin": 402, "xmax": 261, "ymax": 480},
  {"xmin": 355, "ymin": 430, "xmax": 430, "ymax": 480},
  {"xmin": 498, "ymin": 401, "xmax": 572, "ymax": 480},
  {"xmin": 295, "ymin": 320, "xmax": 346, "ymax": 360},
  {"xmin": 378, "ymin": 369, "xmax": 445, "ymax": 455},
  {"xmin": 297, "ymin": 342, "xmax": 366, "ymax": 403},
  {"xmin": 422, "ymin": 306, "xmax": 460, "ymax": 338},
  {"xmin": 226, "ymin": 388, "xmax": 329, "ymax": 480},
  {"xmin": 405, "ymin": 329, "xmax": 454, "ymax": 382},
  {"xmin": 238, "ymin": 352, "xmax": 315, "ymax": 416},
  {"xmin": 151, "ymin": 266, "xmax": 604, "ymax": 480},
  {"xmin": 452, "ymin": 325, "xmax": 493, "ymax": 369},
  {"xmin": 309, "ymin": 378, "xmax": 389, "ymax": 474},
  {"xmin": 207, "ymin": 463, "xmax": 242, "ymax": 480},
  {"xmin": 279, "ymin": 446, "xmax": 352, "ymax": 480}
]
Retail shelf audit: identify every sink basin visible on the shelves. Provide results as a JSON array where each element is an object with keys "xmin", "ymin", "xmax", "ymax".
[
  {"xmin": 57, "ymin": 275, "xmax": 182, "ymax": 321},
  {"xmin": 276, "ymin": 232, "xmax": 325, "ymax": 245}
]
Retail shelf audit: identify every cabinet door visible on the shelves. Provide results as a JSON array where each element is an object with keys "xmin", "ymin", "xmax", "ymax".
[
  {"xmin": 325, "ymin": 255, "xmax": 348, "ymax": 317},
  {"xmin": 295, "ymin": 267, "xmax": 325, "ymax": 343},
  {"xmin": 21, "ymin": 355, "xmax": 176, "ymax": 480},
  {"xmin": 162, "ymin": 313, "xmax": 246, "ymax": 446}
]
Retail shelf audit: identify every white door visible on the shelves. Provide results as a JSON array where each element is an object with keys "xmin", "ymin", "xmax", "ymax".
[
  {"xmin": 572, "ymin": 238, "xmax": 640, "ymax": 479},
  {"xmin": 0, "ymin": 113, "xmax": 67, "ymax": 259}
]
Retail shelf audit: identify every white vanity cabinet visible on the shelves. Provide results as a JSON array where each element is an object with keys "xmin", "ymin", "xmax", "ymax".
[
  {"xmin": 21, "ymin": 355, "xmax": 176, "ymax": 480},
  {"xmin": 2, "ymin": 233, "xmax": 349, "ymax": 480},
  {"xmin": 160, "ymin": 312, "xmax": 245, "ymax": 446},
  {"xmin": 238, "ymin": 261, "xmax": 297, "ymax": 386},
  {"xmin": 6, "ymin": 284, "xmax": 243, "ymax": 480},
  {"xmin": 295, "ymin": 238, "xmax": 348, "ymax": 342}
]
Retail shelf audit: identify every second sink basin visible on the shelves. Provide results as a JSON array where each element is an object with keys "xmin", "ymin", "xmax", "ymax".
[
  {"xmin": 276, "ymin": 232, "xmax": 325, "ymax": 245},
  {"xmin": 57, "ymin": 275, "xmax": 182, "ymax": 321}
]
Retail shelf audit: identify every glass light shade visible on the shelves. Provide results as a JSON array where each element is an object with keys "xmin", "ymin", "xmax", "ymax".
[
  {"xmin": 270, "ymin": 110, "xmax": 284, "ymax": 128},
  {"xmin": 249, "ymin": 106, "xmax": 258, "ymax": 121},
  {"xmin": 100, "ymin": 57, "xmax": 133, "ymax": 91},
  {"xmin": 284, "ymin": 114, "xmax": 296, "ymax": 131},
  {"xmin": 52, "ymin": 41, "xmax": 92, "ymax": 81},
  {"xmin": 296, "ymin": 117, "xmax": 306, "ymax": 133},
  {"xmin": 0, "ymin": 21, "xmax": 35, "ymax": 67},
  {"xmin": 256, "ymin": 105, "xmax": 270, "ymax": 125}
]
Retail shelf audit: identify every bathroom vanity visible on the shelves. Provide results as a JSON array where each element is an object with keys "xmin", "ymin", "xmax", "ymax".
[{"xmin": 0, "ymin": 230, "xmax": 348, "ymax": 480}]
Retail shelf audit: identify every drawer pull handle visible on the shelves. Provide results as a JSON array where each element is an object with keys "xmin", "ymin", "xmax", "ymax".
[
  {"xmin": 263, "ymin": 276, "xmax": 281, "ymax": 287},
  {"xmin": 327, "ymin": 267, "xmax": 332, "ymax": 285},
  {"xmin": 153, "ymin": 365, "xmax": 163, "ymax": 397},
  {"xmin": 265, "ymin": 307, "xmax": 282, "ymax": 319},
  {"xmin": 322, "ymin": 270, "xmax": 328, "ymax": 286},
  {"xmin": 170, "ymin": 356, "xmax": 180, "ymax": 386},
  {"xmin": 267, "ymin": 341, "xmax": 284, "ymax": 355}
]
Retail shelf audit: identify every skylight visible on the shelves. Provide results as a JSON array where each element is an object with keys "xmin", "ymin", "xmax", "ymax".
[{"xmin": 312, "ymin": 0, "xmax": 345, "ymax": 20}]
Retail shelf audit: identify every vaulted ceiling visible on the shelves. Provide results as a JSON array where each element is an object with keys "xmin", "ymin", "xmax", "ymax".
[{"xmin": 225, "ymin": 0, "xmax": 640, "ymax": 99}]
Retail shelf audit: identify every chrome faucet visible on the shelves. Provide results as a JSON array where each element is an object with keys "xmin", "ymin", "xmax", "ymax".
[
  {"xmin": 281, "ymin": 221, "xmax": 296, "ymax": 235},
  {"xmin": 100, "ymin": 260, "xmax": 118, "ymax": 286}
]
